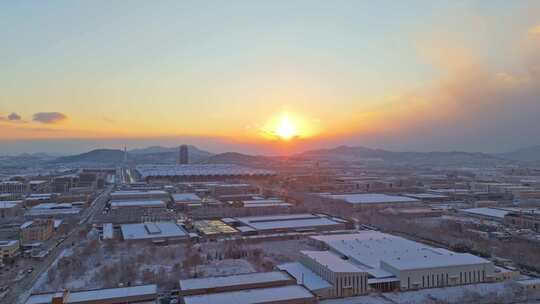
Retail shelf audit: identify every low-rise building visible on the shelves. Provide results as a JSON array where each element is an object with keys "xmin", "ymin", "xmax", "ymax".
[
  {"xmin": 504, "ymin": 211, "xmax": 540, "ymax": 232},
  {"xmin": 0, "ymin": 181, "xmax": 27, "ymax": 194},
  {"xmin": 20, "ymin": 219, "xmax": 54, "ymax": 243},
  {"xmin": 0, "ymin": 240, "xmax": 20, "ymax": 266},
  {"xmin": 0, "ymin": 200, "xmax": 23, "ymax": 219}
]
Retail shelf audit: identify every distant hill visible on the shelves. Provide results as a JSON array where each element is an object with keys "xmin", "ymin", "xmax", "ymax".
[
  {"xmin": 497, "ymin": 145, "xmax": 540, "ymax": 162},
  {"xmin": 53, "ymin": 149, "xmax": 125, "ymax": 164},
  {"xmin": 296, "ymin": 145, "xmax": 509, "ymax": 167},
  {"xmin": 52, "ymin": 145, "xmax": 214, "ymax": 165},
  {"xmin": 201, "ymin": 152, "xmax": 275, "ymax": 166}
]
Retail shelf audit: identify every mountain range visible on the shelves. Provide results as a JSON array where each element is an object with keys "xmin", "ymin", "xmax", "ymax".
[{"xmin": 2, "ymin": 144, "xmax": 540, "ymax": 168}]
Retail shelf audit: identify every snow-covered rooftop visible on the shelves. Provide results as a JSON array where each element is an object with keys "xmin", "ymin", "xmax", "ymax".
[
  {"xmin": 301, "ymin": 250, "xmax": 366, "ymax": 273},
  {"xmin": 182, "ymin": 285, "xmax": 314, "ymax": 304},
  {"xmin": 120, "ymin": 222, "xmax": 188, "ymax": 240},
  {"xmin": 311, "ymin": 231, "xmax": 492, "ymax": 277},
  {"xmin": 179, "ymin": 271, "xmax": 291, "ymax": 291},
  {"xmin": 235, "ymin": 214, "xmax": 344, "ymax": 231}
]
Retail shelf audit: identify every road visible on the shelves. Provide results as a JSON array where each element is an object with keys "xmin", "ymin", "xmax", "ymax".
[{"xmin": 4, "ymin": 185, "xmax": 114, "ymax": 304}]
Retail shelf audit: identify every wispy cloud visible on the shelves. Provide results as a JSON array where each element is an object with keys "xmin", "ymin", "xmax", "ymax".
[
  {"xmin": 8, "ymin": 112, "xmax": 21, "ymax": 121},
  {"xmin": 32, "ymin": 112, "xmax": 68, "ymax": 124}
]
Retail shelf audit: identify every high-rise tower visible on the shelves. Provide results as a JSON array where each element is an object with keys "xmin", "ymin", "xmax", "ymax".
[{"xmin": 178, "ymin": 145, "xmax": 189, "ymax": 164}]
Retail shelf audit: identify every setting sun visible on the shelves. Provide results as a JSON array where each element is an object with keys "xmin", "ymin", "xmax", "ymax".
[
  {"xmin": 276, "ymin": 114, "xmax": 298, "ymax": 140},
  {"xmin": 259, "ymin": 111, "xmax": 320, "ymax": 142}
]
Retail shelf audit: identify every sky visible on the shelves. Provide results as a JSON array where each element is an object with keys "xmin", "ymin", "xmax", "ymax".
[{"xmin": 1, "ymin": 1, "xmax": 540, "ymax": 155}]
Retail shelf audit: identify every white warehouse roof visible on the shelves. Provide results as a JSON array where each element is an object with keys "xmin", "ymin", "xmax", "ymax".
[
  {"xmin": 120, "ymin": 222, "xmax": 188, "ymax": 240},
  {"xmin": 323, "ymin": 193, "xmax": 420, "ymax": 205},
  {"xmin": 136, "ymin": 164, "xmax": 275, "ymax": 178}
]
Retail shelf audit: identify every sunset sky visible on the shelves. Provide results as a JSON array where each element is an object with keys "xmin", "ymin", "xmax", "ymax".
[{"xmin": 1, "ymin": 1, "xmax": 540, "ymax": 155}]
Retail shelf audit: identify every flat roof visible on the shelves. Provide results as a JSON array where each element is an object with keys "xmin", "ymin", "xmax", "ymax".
[
  {"xmin": 277, "ymin": 262, "xmax": 332, "ymax": 292},
  {"xmin": 235, "ymin": 214, "xmax": 344, "ymax": 231},
  {"xmin": 0, "ymin": 240, "xmax": 19, "ymax": 247},
  {"xmin": 182, "ymin": 285, "xmax": 314, "ymax": 304},
  {"xmin": 301, "ymin": 250, "xmax": 365, "ymax": 273},
  {"xmin": 120, "ymin": 222, "xmax": 188, "ymax": 240},
  {"xmin": 173, "ymin": 193, "xmax": 201, "ymax": 202},
  {"xmin": 103, "ymin": 223, "xmax": 114, "ymax": 239},
  {"xmin": 110, "ymin": 190, "xmax": 169, "ymax": 197},
  {"xmin": 193, "ymin": 220, "xmax": 237, "ymax": 235},
  {"xmin": 461, "ymin": 208, "xmax": 509, "ymax": 219},
  {"xmin": 25, "ymin": 285, "xmax": 157, "ymax": 304},
  {"xmin": 110, "ymin": 200, "xmax": 166, "ymax": 208},
  {"xmin": 180, "ymin": 271, "xmax": 291, "ymax": 291},
  {"xmin": 0, "ymin": 201, "xmax": 22, "ymax": 208},
  {"xmin": 402, "ymin": 193, "xmax": 449, "ymax": 199},
  {"xmin": 323, "ymin": 193, "xmax": 420, "ymax": 205},
  {"xmin": 311, "ymin": 231, "xmax": 491, "ymax": 276},
  {"xmin": 243, "ymin": 202, "xmax": 292, "ymax": 208}
]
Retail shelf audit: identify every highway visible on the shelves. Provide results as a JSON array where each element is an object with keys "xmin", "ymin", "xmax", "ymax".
[{"xmin": 5, "ymin": 185, "xmax": 114, "ymax": 304}]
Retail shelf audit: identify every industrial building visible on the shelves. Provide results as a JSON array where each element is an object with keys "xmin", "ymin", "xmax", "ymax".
[
  {"xmin": 136, "ymin": 164, "xmax": 275, "ymax": 182},
  {"xmin": 321, "ymin": 193, "xmax": 422, "ymax": 209},
  {"xmin": 120, "ymin": 221, "xmax": 188, "ymax": 242},
  {"xmin": 25, "ymin": 284, "xmax": 157, "ymax": 304},
  {"xmin": 226, "ymin": 214, "xmax": 350, "ymax": 234},
  {"xmin": 309, "ymin": 231, "xmax": 495, "ymax": 291}
]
